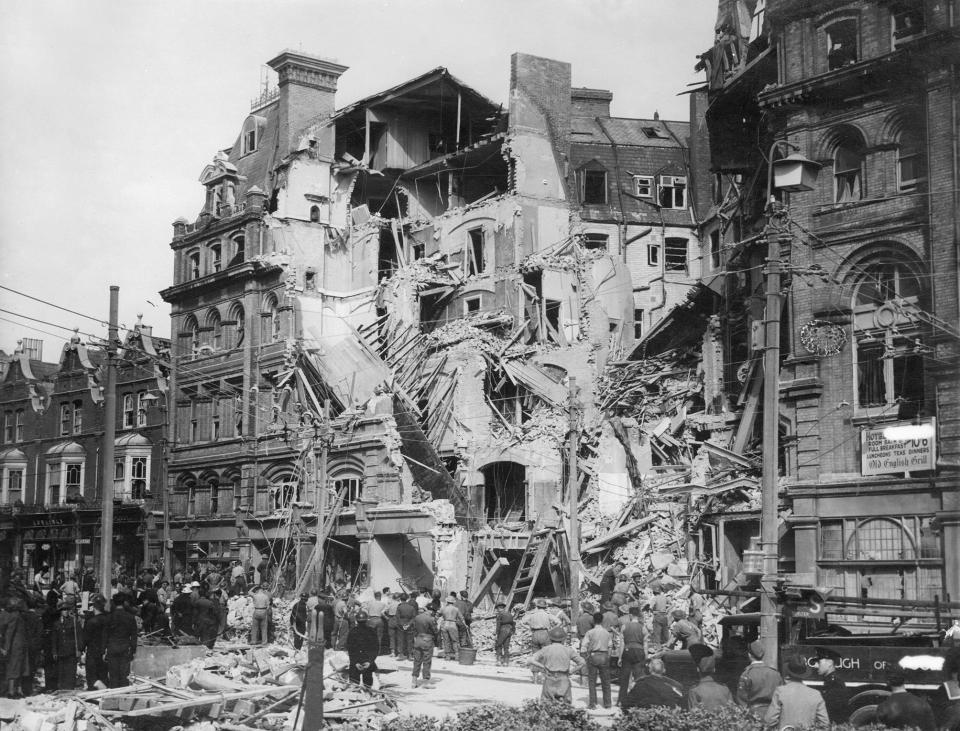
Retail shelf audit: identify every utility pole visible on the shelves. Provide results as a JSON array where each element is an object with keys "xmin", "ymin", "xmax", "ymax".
[
  {"xmin": 302, "ymin": 398, "xmax": 329, "ymax": 731},
  {"xmin": 567, "ymin": 377, "xmax": 580, "ymax": 626},
  {"xmin": 99, "ymin": 286, "xmax": 119, "ymax": 600}
]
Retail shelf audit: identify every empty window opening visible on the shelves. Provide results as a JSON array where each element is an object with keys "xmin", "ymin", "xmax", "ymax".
[
  {"xmin": 665, "ymin": 238, "xmax": 688, "ymax": 273},
  {"xmin": 230, "ymin": 235, "xmax": 245, "ymax": 266},
  {"xmin": 378, "ymin": 229, "xmax": 399, "ymax": 282},
  {"xmin": 642, "ymin": 126, "xmax": 669, "ymax": 139},
  {"xmin": 305, "ymin": 270, "xmax": 317, "ymax": 291},
  {"xmin": 486, "ymin": 369, "xmax": 534, "ymax": 427},
  {"xmin": 544, "ymin": 299, "xmax": 563, "ymax": 345},
  {"xmin": 582, "ymin": 169, "xmax": 608, "ymax": 205},
  {"xmin": 826, "ymin": 19, "xmax": 858, "ymax": 69},
  {"xmin": 482, "ymin": 461, "xmax": 526, "ymax": 523},
  {"xmin": 333, "ymin": 477, "xmax": 362, "ymax": 507},
  {"xmin": 892, "ymin": 8, "xmax": 923, "ymax": 45},
  {"xmin": 309, "ymin": 205, "xmax": 320, "ymax": 223},
  {"xmin": 634, "ymin": 308, "xmax": 644, "ymax": 339},
  {"xmin": 710, "ymin": 230, "xmax": 721, "ymax": 269},
  {"xmin": 583, "ymin": 233, "xmax": 609, "ymax": 251},
  {"xmin": 633, "ymin": 175, "xmax": 654, "ymax": 198},
  {"xmin": 243, "ymin": 127, "xmax": 257, "ymax": 155},
  {"xmin": 467, "ymin": 228, "xmax": 486, "ymax": 275},
  {"xmin": 835, "ymin": 142, "xmax": 864, "ymax": 203},
  {"xmin": 658, "ymin": 176, "xmax": 687, "ymax": 209},
  {"xmin": 523, "ymin": 271, "xmax": 543, "ymax": 344},
  {"xmin": 464, "ymin": 296, "xmax": 481, "ymax": 315},
  {"xmin": 412, "ymin": 242, "xmax": 425, "ymax": 260}
]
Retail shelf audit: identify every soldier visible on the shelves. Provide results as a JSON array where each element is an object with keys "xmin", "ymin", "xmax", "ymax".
[
  {"xmin": 410, "ymin": 604, "xmax": 438, "ymax": 688},
  {"xmin": 290, "ymin": 593, "xmax": 309, "ymax": 650},
  {"xmin": 529, "ymin": 626, "xmax": 585, "ymax": 703},
  {"xmin": 736, "ymin": 639, "xmax": 782, "ymax": 718},
  {"xmin": 494, "ymin": 601, "xmax": 515, "ymax": 666},
  {"xmin": 438, "ymin": 596, "xmax": 464, "ymax": 660},
  {"xmin": 647, "ymin": 583, "xmax": 670, "ymax": 646},
  {"xmin": 523, "ymin": 598, "xmax": 560, "ymax": 654}
]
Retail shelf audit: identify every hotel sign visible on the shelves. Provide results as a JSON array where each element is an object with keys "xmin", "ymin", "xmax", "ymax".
[{"xmin": 861, "ymin": 419, "xmax": 936, "ymax": 476}]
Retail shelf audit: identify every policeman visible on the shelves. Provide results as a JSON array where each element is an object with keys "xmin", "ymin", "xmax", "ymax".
[{"xmin": 815, "ymin": 647, "xmax": 848, "ymax": 723}]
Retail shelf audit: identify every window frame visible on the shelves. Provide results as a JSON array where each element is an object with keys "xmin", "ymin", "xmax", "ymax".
[
  {"xmin": 466, "ymin": 227, "xmax": 487, "ymax": 276},
  {"xmin": 896, "ymin": 128, "xmax": 923, "ymax": 192},
  {"xmin": 122, "ymin": 393, "xmax": 135, "ymax": 429},
  {"xmin": 464, "ymin": 295, "xmax": 481, "ymax": 315},
  {"xmin": 658, "ymin": 175, "xmax": 687, "ymax": 210},
  {"xmin": 72, "ymin": 400, "xmax": 82, "ymax": 434},
  {"xmin": 825, "ymin": 17, "xmax": 859, "ymax": 70},
  {"xmin": 210, "ymin": 243, "xmax": 222, "ymax": 273},
  {"xmin": 834, "ymin": 143, "xmax": 864, "ymax": 203},
  {"xmin": 60, "ymin": 403, "xmax": 71, "ymax": 437},
  {"xmin": 136, "ymin": 391, "xmax": 147, "ymax": 427},
  {"xmin": 633, "ymin": 175, "xmax": 654, "ymax": 198},
  {"xmin": 581, "ymin": 168, "xmax": 608, "ymax": 205},
  {"xmin": 891, "ymin": 7, "xmax": 923, "ymax": 47},
  {"xmin": 2, "ymin": 412, "xmax": 11, "ymax": 443},
  {"xmin": 583, "ymin": 233, "xmax": 609, "ymax": 251},
  {"xmin": 648, "ymin": 243, "xmax": 661, "ymax": 267},
  {"xmin": 664, "ymin": 237, "xmax": 689, "ymax": 274}
]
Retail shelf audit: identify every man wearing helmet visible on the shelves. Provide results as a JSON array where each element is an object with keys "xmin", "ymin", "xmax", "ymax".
[{"xmin": 528, "ymin": 625, "xmax": 585, "ymax": 703}]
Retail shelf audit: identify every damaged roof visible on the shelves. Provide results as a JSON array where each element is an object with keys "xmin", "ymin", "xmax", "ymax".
[{"xmin": 570, "ymin": 116, "xmax": 691, "ymax": 147}]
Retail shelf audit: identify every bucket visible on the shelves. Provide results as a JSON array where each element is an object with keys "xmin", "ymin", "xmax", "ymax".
[{"xmin": 458, "ymin": 646, "xmax": 477, "ymax": 665}]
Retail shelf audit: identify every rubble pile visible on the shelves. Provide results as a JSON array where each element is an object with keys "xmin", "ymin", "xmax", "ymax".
[{"xmin": 226, "ymin": 596, "xmax": 294, "ymax": 645}]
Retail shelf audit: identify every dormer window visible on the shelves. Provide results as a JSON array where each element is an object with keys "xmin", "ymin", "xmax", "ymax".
[
  {"xmin": 241, "ymin": 117, "xmax": 259, "ymax": 156},
  {"xmin": 581, "ymin": 169, "xmax": 608, "ymax": 205}
]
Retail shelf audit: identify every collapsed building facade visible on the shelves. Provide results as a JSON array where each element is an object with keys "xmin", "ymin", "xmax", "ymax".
[
  {"xmin": 159, "ymin": 49, "xmax": 713, "ymax": 596},
  {"xmin": 686, "ymin": 0, "xmax": 960, "ymax": 616}
]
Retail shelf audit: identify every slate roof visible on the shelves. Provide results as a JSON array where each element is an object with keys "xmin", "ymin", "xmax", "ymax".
[{"xmin": 570, "ymin": 116, "xmax": 690, "ymax": 147}]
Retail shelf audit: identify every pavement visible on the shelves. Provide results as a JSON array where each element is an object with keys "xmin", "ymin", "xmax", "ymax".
[{"xmin": 378, "ymin": 654, "xmax": 622, "ymax": 722}]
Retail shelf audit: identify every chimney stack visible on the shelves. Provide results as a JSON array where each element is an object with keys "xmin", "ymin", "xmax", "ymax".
[{"xmin": 267, "ymin": 50, "xmax": 348, "ymax": 161}]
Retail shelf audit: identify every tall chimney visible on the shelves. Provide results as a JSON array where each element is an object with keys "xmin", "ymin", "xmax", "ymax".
[{"xmin": 267, "ymin": 50, "xmax": 348, "ymax": 161}]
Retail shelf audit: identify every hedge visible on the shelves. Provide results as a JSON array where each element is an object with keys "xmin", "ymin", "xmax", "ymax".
[{"xmin": 380, "ymin": 700, "xmax": 908, "ymax": 731}]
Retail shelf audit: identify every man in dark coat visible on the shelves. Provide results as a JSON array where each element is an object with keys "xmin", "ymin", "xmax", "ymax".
[
  {"xmin": 395, "ymin": 593, "xmax": 417, "ymax": 661},
  {"xmin": 815, "ymin": 647, "xmax": 849, "ymax": 723},
  {"xmin": 736, "ymin": 639, "xmax": 782, "ymax": 718},
  {"xmin": 52, "ymin": 595, "xmax": 83, "ymax": 690},
  {"xmin": 688, "ymin": 655, "xmax": 734, "ymax": 710},
  {"xmin": 41, "ymin": 590, "xmax": 61, "ymax": 691},
  {"xmin": 81, "ymin": 595, "xmax": 109, "ymax": 690},
  {"xmin": 599, "ymin": 561, "xmax": 624, "ymax": 606},
  {"xmin": 0, "ymin": 598, "xmax": 30, "ymax": 698},
  {"xmin": 621, "ymin": 658, "xmax": 687, "ymax": 709},
  {"xmin": 192, "ymin": 586, "xmax": 219, "ymax": 649},
  {"xmin": 345, "ymin": 611, "xmax": 380, "ymax": 687},
  {"xmin": 290, "ymin": 593, "xmax": 309, "ymax": 650},
  {"xmin": 876, "ymin": 673, "xmax": 936, "ymax": 731},
  {"xmin": 105, "ymin": 599, "xmax": 139, "ymax": 688},
  {"xmin": 171, "ymin": 585, "xmax": 194, "ymax": 637}
]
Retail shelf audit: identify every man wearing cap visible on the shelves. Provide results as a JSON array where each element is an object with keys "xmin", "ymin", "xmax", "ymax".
[
  {"xmin": 81, "ymin": 595, "xmax": 109, "ymax": 690},
  {"xmin": 290, "ymin": 592, "xmax": 309, "ymax": 650},
  {"xmin": 599, "ymin": 561, "xmax": 624, "ymax": 606},
  {"xmin": 524, "ymin": 598, "xmax": 560, "ymax": 655},
  {"xmin": 345, "ymin": 611, "xmax": 380, "ymax": 687},
  {"xmin": 814, "ymin": 647, "xmax": 848, "ymax": 723},
  {"xmin": 250, "ymin": 584, "xmax": 272, "ymax": 646},
  {"xmin": 494, "ymin": 601, "xmax": 515, "ymax": 666},
  {"xmin": 581, "ymin": 611, "xmax": 613, "ymax": 709},
  {"xmin": 689, "ymin": 655, "xmax": 734, "ymax": 710},
  {"xmin": 106, "ymin": 597, "xmax": 139, "ymax": 688},
  {"xmin": 529, "ymin": 626, "xmax": 585, "ymax": 703},
  {"xmin": 410, "ymin": 604, "xmax": 438, "ymax": 688},
  {"xmin": 621, "ymin": 658, "xmax": 686, "ymax": 709},
  {"xmin": 669, "ymin": 609, "xmax": 701, "ymax": 649},
  {"xmin": 395, "ymin": 593, "xmax": 417, "ymax": 660},
  {"xmin": 455, "ymin": 590, "xmax": 474, "ymax": 649},
  {"xmin": 438, "ymin": 595, "xmax": 464, "ymax": 660},
  {"xmin": 876, "ymin": 673, "xmax": 936, "ymax": 730},
  {"xmin": 736, "ymin": 639, "xmax": 782, "ymax": 718},
  {"xmin": 647, "ymin": 584, "xmax": 670, "ymax": 646},
  {"xmin": 382, "ymin": 591, "xmax": 399, "ymax": 657},
  {"xmin": 764, "ymin": 655, "xmax": 829, "ymax": 731},
  {"xmin": 171, "ymin": 583, "xmax": 194, "ymax": 637},
  {"xmin": 51, "ymin": 595, "xmax": 82, "ymax": 690}
]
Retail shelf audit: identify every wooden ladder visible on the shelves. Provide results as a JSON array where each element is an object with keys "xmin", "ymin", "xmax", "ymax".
[
  {"xmin": 505, "ymin": 529, "xmax": 554, "ymax": 610},
  {"xmin": 293, "ymin": 483, "xmax": 348, "ymax": 595}
]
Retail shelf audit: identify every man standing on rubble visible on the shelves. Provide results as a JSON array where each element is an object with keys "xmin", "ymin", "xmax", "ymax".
[
  {"xmin": 410, "ymin": 604, "xmax": 438, "ymax": 688},
  {"xmin": 250, "ymin": 584, "xmax": 272, "ymax": 646},
  {"xmin": 395, "ymin": 593, "xmax": 416, "ymax": 660},
  {"xmin": 346, "ymin": 611, "xmax": 380, "ymax": 687},
  {"xmin": 51, "ymin": 596, "xmax": 82, "ymax": 690},
  {"xmin": 647, "ymin": 583, "xmax": 670, "ymax": 647},
  {"xmin": 599, "ymin": 561, "xmax": 624, "ymax": 606},
  {"xmin": 438, "ymin": 595, "xmax": 464, "ymax": 660},
  {"xmin": 290, "ymin": 592, "xmax": 309, "ymax": 650},
  {"xmin": 736, "ymin": 639, "xmax": 781, "ymax": 719},
  {"xmin": 669, "ymin": 609, "xmax": 701, "ymax": 648},
  {"xmin": 171, "ymin": 584, "xmax": 194, "ymax": 637},
  {"xmin": 528, "ymin": 626, "xmax": 585, "ymax": 703}
]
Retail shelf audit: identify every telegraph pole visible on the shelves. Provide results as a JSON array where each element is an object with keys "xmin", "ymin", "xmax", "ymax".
[
  {"xmin": 567, "ymin": 378, "xmax": 580, "ymax": 625},
  {"xmin": 99, "ymin": 286, "xmax": 119, "ymax": 599}
]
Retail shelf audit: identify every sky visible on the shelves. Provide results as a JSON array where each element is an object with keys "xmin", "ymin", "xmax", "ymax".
[{"xmin": 0, "ymin": 0, "xmax": 716, "ymax": 359}]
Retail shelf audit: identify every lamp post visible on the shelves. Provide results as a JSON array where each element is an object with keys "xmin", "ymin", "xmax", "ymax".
[
  {"xmin": 760, "ymin": 140, "xmax": 821, "ymax": 668},
  {"xmin": 141, "ymin": 391, "xmax": 171, "ymax": 583}
]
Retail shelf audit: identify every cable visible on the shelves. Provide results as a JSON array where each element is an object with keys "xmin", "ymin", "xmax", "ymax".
[
  {"xmin": 0, "ymin": 308, "xmax": 103, "ymax": 340},
  {"xmin": 0, "ymin": 284, "xmax": 108, "ymax": 325}
]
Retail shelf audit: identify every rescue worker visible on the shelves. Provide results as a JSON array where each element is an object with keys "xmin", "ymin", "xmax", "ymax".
[
  {"xmin": 581, "ymin": 611, "xmax": 613, "ymax": 709},
  {"xmin": 688, "ymin": 655, "xmax": 734, "ymax": 710},
  {"xmin": 763, "ymin": 655, "xmax": 829, "ymax": 731},
  {"xmin": 647, "ymin": 583, "xmax": 670, "ymax": 647},
  {"xmin": 395, "ymin": 593, "xmax": 417, "ymax": 660},
  {"xmin": 735, "ymin": 639, "xmax": 782, "ymax": 718},
  {"xmin": 599, "ymin": 561, "xmax": 624, "ymax": 606},
  {"xmin": 192, "ymin": 586, "xmax": 219, "ymax": 649},
  {"xmin": 815, "ymin": 647, "xmax": 849, "ymax": 723},
  {"xmin": 290, "ymin": 592, "xmax": 309, "ymax": 650},
  {"xmin": 524, "ymin": 597, "xmax": 560, "ymax": 680},
  {"xmin": 455, "ymin": 590, "xmax": 473, "ymax": 648},
  {"xmin": 171, "ymin": 584, "xmax": 194, "ymax": 637},
  {"xmin": 411, "ymin": 604, "xmax": 438, "ymax": 688},
  {"xmin": 81, "ymin": 594, "xmax": 110, "ymax": 690},
  {"xmin": 528, "ymin": 626, "xmax": 586, "ymax": 703},
  {"xmin": 51, "ymin": 595, "xmax": 82, "ymax": 690},
  {"xmin": 438, "ymin": 595, "xmax": 464, "ymax": 660},
  {"xmin": 250, "ymin": 584, "xmax": 272, "ymax": 646},
  {"xmin": 494, "ymin": 601, "xmax": 515, "ymax": 666},
  {"xmin": 669, "ymin": 609, "xmax": 702, "ymax": 648},
  {"xmin": 331, "ymin": 593, "xmax": 350, "ymax": 651},
  {"xmin": 618, "ymin": 605, "xmax": 646, "ymax": 703},
  {"xmin": 363, "ymin": 591, "xmax": 386, "ymax": 652},
  {"xmin": 345, "ymin": 611, "xmax": 379, "ymax": 687},
  {"xmin": 105, "ymin": 598, "xmax": 139, "ymax": 688},
  {"xmin": 383, "ymin": 591, "xmax": 399, "ymax": 657}
]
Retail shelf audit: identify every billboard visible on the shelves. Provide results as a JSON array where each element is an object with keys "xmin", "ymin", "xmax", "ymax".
[{"xmin": 861, "ymin": 419, "xmax": 937, "ymax": 476}]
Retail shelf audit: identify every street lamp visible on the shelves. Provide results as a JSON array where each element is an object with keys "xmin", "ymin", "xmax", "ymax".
[
  {"xmin": 760, "ymin": 140, "xmax": 820, "ymax": 669},
  {"xmin": 141, "ymin": 391, "xmax": 172, "ymax": 583}
]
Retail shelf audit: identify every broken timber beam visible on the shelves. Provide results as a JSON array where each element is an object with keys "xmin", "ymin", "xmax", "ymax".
[
  {"xmin": 470, "ymin": 556, "xmax": 510, "ymax": 605},
  {"xmin": 582, "ymin": 515, "xmax": 657, "ymax": 554},
  {"xmin": 101, "ymin": 685, "xmax": 300, "ymax": 718}
]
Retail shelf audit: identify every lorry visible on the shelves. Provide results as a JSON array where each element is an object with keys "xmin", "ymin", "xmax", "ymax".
[{"xmin": 660, "ymin": 602, "xmax": 959, "ymax": 727}]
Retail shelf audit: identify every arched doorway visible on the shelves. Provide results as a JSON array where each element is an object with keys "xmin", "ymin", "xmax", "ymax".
[{"xmin": 482, "ymin": 462, "xmax": 526, "ymax": 524}]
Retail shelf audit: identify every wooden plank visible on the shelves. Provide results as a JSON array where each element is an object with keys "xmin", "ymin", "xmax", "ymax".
[
  {"xmin": 582, "ymin": 515, "xmax": 657, "ymax": 554},
  {"xmin": 730, "ymin": 362, "xmax": 763, "ymax": 454},
  {"xmin": 470, "ymin": 556, "xmax": 510, "ymax": 605},
  {"xmin": 102, "ymin": 685, "xmax": 300, "ymax": 718}
]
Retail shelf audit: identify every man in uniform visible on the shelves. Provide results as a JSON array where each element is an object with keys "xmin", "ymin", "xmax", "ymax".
[
  {"xmin": 647, "ymin": 583, "xmax": 670, "ymax": 647},
  {"xmin": 618, "ymin": 605, "xmax": 646, "ymax": 703},
  {"xmin": 764, "ymin": 655, "xmax": 829, "ymax": 731},
  {"xmin": 394, "ymin": 593, "xmax": 417, "ymax": 660},
  {"xmin": 494, "ymin": 601, "xmax": 515, "ymax": 666},
  {"xmin": 669, "ymin": 609, "xmax": 702, "ymax": 648},
  {"xmin": 455, "ymin": 590, "xmax": 473, "ymax": 648},
  {"xmin": 599, "ymin": 561, "xmax": 624, "ymax": 606},
  {"xmin": 688, "ymin": 655, "xmax": 734, "ymax": 710},
  {"xmin": 815, "ymin": 647, "xmax": 848, "ymax": 723},
  {"xmin": 621, "ymin": 658, "xmax": 686, "ymax": 709},
  {"xmin": 438, "ymin": 595, "xmax": 464, "ymax": 660},
  {"xmin": 81, "ymin": 595, "xmax": 110, "ymax": 690},
  {"xmin": 105, "ymin": 597, "xmax": 139, "ymax": 688},
  {"xmin": 528, "ymin": 626, "xmax": 585, "ymax": 703},
  {"xmin": 410, "ymin": 604, "xmax": 438, "ymax": 688},
  {"xmin": 290, "ymin": 592, "xmax": 309, "ymax": 649},
  {"xmin": 580, "ymin": 611, "xmax": 613, "ymax": 709},
  {"xmin": 345, "ymin": 611, "xmax": 380, "ymax": 687},
  {"xmin": 523, "ymin": 597, "xmax": 560, "ymax": 655},
  {"xmin": 736, "ymin": 639, "xmax": 782, "ymax": 718}
]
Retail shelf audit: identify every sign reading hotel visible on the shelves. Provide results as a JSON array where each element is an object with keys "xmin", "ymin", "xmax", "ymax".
[{"xmin": 861, "ymin": 419, "xmax": 937, "ymax": 476}]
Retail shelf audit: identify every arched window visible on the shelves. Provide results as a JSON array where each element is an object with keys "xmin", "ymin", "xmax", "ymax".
[
  {"xmin": 188, "ymin": 250, "xmax": 201, "ymax": 280},
  {"xmin": 181, "ymin": 315, "xmax": 200, "ymax": 357},
  {"xmin": 309, "ymin": 205, "xmax": 320, "ymax": 223},
  {"xmin": 897, "ymin": 127, "xmax": 923, "ymax": 191},
  {"xmin": 210, "ymin": 243, "xmax": 222, "ymax": 273},
  {"xmin": 262, "ymin": 294, "xmax": 280, "ymax": 342},
  {"xmin": 852, "ymin": 260, "xmax": 924, "ymax": 415},
  {"xmin": 834, "ymin": 138, "xmax": 865, "ymax": 203},
  {"xmin": 206, "ymin": 308, "xmax": 222, "ymax": 350},
  {"xmin": 241, "ymin": 117, "xmax": 259, "ymax": 155},
  {"xmin": 230, "ymin": 234, "xmax": 245, "ymax": 267},
  {"xmin": 226, "ymin": 302, "xmax": 245, "ymax": 349}
]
